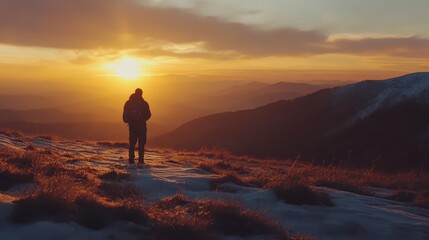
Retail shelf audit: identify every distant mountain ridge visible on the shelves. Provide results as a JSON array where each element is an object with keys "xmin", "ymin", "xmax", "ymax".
[
  {"xmin": 151, "ymin": 72, "xmax": 429, "ymax": 171},
  {"xmin": 0, "ymin": 108, "xmax": 99, "ymax": 123},
  {"xmin": 206, "ymin": 81, "xmax": 329, "ymax": 112}
]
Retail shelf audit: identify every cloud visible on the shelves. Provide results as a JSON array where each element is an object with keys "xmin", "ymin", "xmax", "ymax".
[
  {"xmin": 0, "ymin": 0, "xmax": 428, "ymax": 58},
  {"xmin": 0, "ymin": 0, "xmax": 325, "ymax": 55},
  {"xmin": 330, "ymin": 36, "xmax": 429, "ymax": 58}
]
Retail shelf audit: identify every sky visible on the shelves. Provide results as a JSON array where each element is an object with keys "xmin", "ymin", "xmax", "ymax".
[{"xmin": 0, "ymin": 0, "xmax": 428, "ymax": 85}]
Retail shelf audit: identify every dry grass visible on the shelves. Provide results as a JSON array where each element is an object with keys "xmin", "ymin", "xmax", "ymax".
[
  {"xmin": 0, "ymin": 129, "xmax": 23, "ymax": 138},
  {"xmin": 97, "ymin": 182, "xmax": 143, "ymax": 201},
  {"xmin": 179, "ymin": 154, "xmax": 335, "ymax": 206},
  {"xmin": 209, "ymin": 173, "xmax": 251, "ymax": 190},
  {"xmin": 0, "ymin": 148, "xmax": 148, "ymax": 230},
  {"xmin": 196, "ymin": 148, "xmax": 248, "ymax": 161},
  {"xmin": 35, "ymin": 135, "xmax": 61, "ymax": 141},
  {"xmin": 0, "ymin": 153, "xmax": 37, "ymax": 191},
  {"xmin": 6, "ymin": 155, "xmax": 35, "ymax": 169},
  {"xmin": 270, "ymin": 183, "xmax": 333, "ymax": 206},
  {"xmin": 149, "ymin": 193, "xmax": 295, "ymax": 240},
  {"xmin": 175, "ymin": 149, "xmax": 429, "ymax": 208},
  {"xmin": 199, "ymin": 161, "xmax": 249, "ymax": 174},
  {"xmin": 97, "ymin": 141, "xmax": 129, "ymax": 149},
  {"xmin": 12, "ymin": 191, "xmax": 148, "ymax": 230},
  {"xmin": 9, "ymin": 162, "xmax": 148, "ymax": 230},
  {"xmin": 0, "ymin": 145, "xmax": 307, "ymax": 238},
  {"xmin": 99, "ymin": 169, "xmax": 131, "ymax": 181},
  {"xmin": 150, "ymin": 194, "xmax": 212, "ymax": 240},
  {"xmin": 0, "ymin": 169, "xmax": 34, "ymax": 191}
]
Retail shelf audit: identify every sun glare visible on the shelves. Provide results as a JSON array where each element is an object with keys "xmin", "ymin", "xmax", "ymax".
[{"xmin": 107, "ymin": 57, "xmax": 143, "ymax": 80}]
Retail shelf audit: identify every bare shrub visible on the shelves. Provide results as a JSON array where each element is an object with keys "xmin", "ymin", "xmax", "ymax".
[
  {"xmin": 150, "ymin": 194, "xmax": 291, "ymax": 239},
  {"xmin": 12, "ymin": 191, "xmax": 148, "ymax": 230},
  {"xmin": 98, "ymin": 182, "xmax": 143, "ymax": 201},
  {"xmin": 99, "ymin": 169, "xmax": 131, "ymax": 181},
  {"xmin": 0, "ymin": 169, "xmax": 34, "ymax": 191},
  {"xmin": 6, "ymin": 154, "xmax": 36, "ymax": 169},
  {"xmin": 270, "ymin": 183, "xmax": 333, "ymax": 206},
  {"xmin": 209, "ymin": 173, "xmax": 250, "ymax": 190},
  {"xmin": 74, "ymin": 196, "xmax": 147, "ymax": 230},
  {"xmin": 156, "ymin": 192, "xmax": 189, "ymax": 209},
  {"xmin": 201, "ymin": 199, "xmax": 287, "ymax": 238},
  {"xmin": 11, "ymin": 192, "xmax": 73, "ymax": 223}
]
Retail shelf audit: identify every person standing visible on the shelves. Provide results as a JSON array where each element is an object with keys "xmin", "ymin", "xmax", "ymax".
[{"xmin": 123, "ymin": 88, "xmax": 151, "ymax": 164}]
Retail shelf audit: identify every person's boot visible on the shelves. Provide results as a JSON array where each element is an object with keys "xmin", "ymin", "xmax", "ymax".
[
  {"xmin": 129, "ymin": 148, "xmax": 135, "ymax": 164},
  {"xmin": 138, "ymin": 147, "xmax": 145, "ymax": 164}
]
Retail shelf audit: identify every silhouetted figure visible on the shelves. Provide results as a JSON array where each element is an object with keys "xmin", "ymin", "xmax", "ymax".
[{"xmin": 123, "ymin": 88, "xmax": 151, "ymax": 164}]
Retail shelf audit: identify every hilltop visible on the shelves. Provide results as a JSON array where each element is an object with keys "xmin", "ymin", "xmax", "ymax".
[{"xmin": 0, "ymin": 130, "xmax": 428, "ymax": 240}]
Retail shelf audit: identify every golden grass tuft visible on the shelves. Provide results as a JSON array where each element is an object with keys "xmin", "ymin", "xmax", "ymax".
[
  {"xmin": 99, "ymin": 169, "xmax": 131, "ymax": 181},
  {"xmin": 209, "ymin": 173, "xmax": 251, "ymax": 191},
  {"xmin": 149, "ymin": 193, "xmax": 293, "ymax": 240},
  {"xmin": 0, "ymin": 129, "xmax": 23, "ymax": 138},
  {"xmin": 0, "ymin": 147, "xmax": 148, "ymax": 229}
]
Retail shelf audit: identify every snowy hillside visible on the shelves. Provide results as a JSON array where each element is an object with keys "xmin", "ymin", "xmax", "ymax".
[
  {"xmin": 152, "ymin": 72, "xmax": 429, "ymax": 169},
  {"xmin": 333, "ymin": 72, "xmax": 429, "ymax": 120},
  {"xmin": 1, "ymin": 131, "xmax": 428, "ymax": 240}
]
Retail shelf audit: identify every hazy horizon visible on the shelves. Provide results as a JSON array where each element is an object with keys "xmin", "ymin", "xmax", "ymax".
[
  {"xmin": 1, "ymin": 0, "xmax": 429, "ymax": 140},
  {"xmin": 1, "ymin": 0, "xmax": 429, "ymax": 86}
]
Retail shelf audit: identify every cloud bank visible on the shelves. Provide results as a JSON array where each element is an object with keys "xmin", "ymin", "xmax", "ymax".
[{"xmin": 0, "ymin": 0, "xmax": 428, "ymax": 58}]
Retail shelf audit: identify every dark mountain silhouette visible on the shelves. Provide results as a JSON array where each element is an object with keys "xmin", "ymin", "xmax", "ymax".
[
  {"xmin": 0, "ymin": 94, "xmax": 51, "ymax": 109},
  {"xmin": 151, "ymin": 72, "xmax": 429, "ymax": 171},
  {"xmin": 0, "ymin": 108, "xmax": 99, "ymax": 123},
  {"xmin": 153, "ymin": 80, "xmax": 330, "ymax": 129},
  {"xmin": 0, "ymin": 121, "xmax": 126, "ymax": 140},
  {"xmin": 0, "ymin": 121, "xmax": 167, "ymax": 141}
]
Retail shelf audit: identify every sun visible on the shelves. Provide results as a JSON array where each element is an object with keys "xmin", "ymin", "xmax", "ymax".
[{"xmin": 107, "ymin": 57, "xmax": 143, "ymax": 80}]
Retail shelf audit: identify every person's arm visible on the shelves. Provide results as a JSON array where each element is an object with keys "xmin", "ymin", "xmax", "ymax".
[
  {"xmin": 144, "ymin": 101, "xmax": 151, "ymax": 121},
  {"xmin": 122, "ymin": 101, "xmax": 129, "ymax": 123}
]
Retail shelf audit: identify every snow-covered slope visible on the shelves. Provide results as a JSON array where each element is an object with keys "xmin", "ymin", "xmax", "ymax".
[
  {"xmin": 152, "ymin": 72, "xmax": 429, "ymax": 168},
  {"xmin": 1, "ymin": 133, "xmax": 428, "ymax": 240},
  {"xmin": 333, "ymin": 72, "xmax": 429, "ymax": 120}
]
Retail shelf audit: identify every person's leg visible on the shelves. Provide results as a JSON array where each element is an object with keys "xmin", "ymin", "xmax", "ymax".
[
  {"xmin": 129, "ymin": 127, "xmax": 138, "ymax": 163},
  {"xmin": 138, "ymin": 126, "xmax": 147, "ymax": 163}
]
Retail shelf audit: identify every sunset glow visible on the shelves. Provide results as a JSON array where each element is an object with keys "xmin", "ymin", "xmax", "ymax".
[
  {"xmin": 106, "ymin": 57, "xmax": 144, "ymax": 80},
  {"xmin": 0, "ymin": 0, "xmax": 427, "ymax": 84}
]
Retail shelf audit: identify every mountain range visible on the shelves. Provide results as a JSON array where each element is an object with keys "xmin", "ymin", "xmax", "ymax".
[
  {"xmin": 151, "ymin": 72, "xmax": 429, "ymax": 171},
  {"xmin": 0, "ymin": 80, "xmax": 328, "ymax": 139}
]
